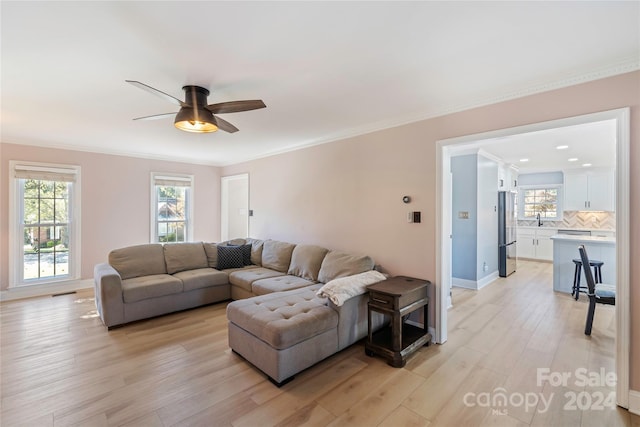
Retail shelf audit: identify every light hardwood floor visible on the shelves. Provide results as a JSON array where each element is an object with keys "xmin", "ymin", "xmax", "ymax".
[{"xmin": 1, "ymin": 260, "xmax": 638, "ymax": 426}]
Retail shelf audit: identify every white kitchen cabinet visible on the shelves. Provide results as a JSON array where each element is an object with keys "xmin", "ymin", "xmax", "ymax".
[
  {"xmin": 517, "ymin": 230, "xmax": 536, "ymax": 259},
  {"xmin": 498, "ymin": 164, "xmax": 519, "ymax": 191},
  {"xmin": 517, "ymin": 228, "xmax": 556, "ymax": 261},
  {"xmin": 509, "ymin": 166, "xmax": 519, "ymax": 190},
  {"xmin": 498, "ymin": 165, "xmax": 506, "ymax": 190},
  {"xmin": 564, "ymin": 171, "xmax": 614, "ymax": 211},
  {"xmin": 535, "ymin": 229, "xmax": 556, "ymax": 260}
]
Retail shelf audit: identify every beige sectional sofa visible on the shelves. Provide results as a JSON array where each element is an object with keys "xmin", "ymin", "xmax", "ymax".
[
  {"xmin": 94, "ymin": 242, "xmax": 232, "ymax": 328},
  {"xmin": 94, "ymin": 238, "xmax": 386, "ymax": 385}
]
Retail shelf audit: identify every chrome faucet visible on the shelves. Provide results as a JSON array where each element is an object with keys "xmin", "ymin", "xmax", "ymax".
[{"xmin": 536, "ymin": 213, "xmax": 543, "ymax": 227}]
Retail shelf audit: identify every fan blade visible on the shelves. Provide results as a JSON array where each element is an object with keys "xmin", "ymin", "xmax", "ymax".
[
  {"xmin": 214, "ymin": 116, "xmax": 239, "ymax": 133},
  {"xmin": 126, "ymin": 80, "xmax": 188, "ymax": 107},
  {"xmin": 132, "ymin": 112, "xmax": 177, "ymax": 121},
  {"xmin": 206, "ymin": 100, "xmax": 266, "ymax": 114}
]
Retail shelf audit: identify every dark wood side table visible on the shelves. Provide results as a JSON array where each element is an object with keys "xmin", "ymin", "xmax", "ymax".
[{"xmin": 365, "ymin": 276, "xmax": 431, "ymax": 367}]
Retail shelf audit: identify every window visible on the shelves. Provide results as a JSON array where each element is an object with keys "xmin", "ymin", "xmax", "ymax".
[
  {"xmin": 151, "ymin": 173, "xmax": 193, "ymax": 243},
  {"xmin": 520, "ymin": 186, "xmax": 562, "ymax": 220},
  {"xmin": 10, "ymin": 162, "xmax": 81, "ymax": 286}
]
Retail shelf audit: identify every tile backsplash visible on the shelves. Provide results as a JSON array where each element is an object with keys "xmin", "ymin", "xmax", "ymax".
[{"xmin": 518, "ymin": 210, "xmax": 615, "ymax": 230}]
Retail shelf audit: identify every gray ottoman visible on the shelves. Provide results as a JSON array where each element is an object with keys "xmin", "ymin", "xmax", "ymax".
[{"xmin": 227, "ymin": 285, "xmax": 339, "ymax": 385}]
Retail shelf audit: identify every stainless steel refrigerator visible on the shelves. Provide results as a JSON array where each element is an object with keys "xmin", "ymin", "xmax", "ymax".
[{"xmin": 498, "ymin": 191, "xmax": 517, "ymax": 277}]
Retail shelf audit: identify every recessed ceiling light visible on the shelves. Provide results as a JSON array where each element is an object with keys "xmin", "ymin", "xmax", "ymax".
[
  {"xmin": 582, "ymin": 163, "xmax": 592, "ymax": 167},
  {"xmin": 568, "ymin": 158, "xmax": 578, "ymax": 162},
  {"xmin": 556, "ymin": 145, "xmax": 569, "ymax": 150},
  {"xmin": 519, "ymin": 158, "xmax": 529, "ymax": 162}
]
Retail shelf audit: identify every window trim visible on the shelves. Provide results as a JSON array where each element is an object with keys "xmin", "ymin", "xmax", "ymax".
[
  {"xmin": 150, "ymin": 172, "xmax": 194, "ymax": 243},
  {"xmin": 9, "ymin": 161, "xmax": 81, "ymax": 288},
  {"xmin": 518, "ymin": 184, "xmax": 563, "ymax": 221}
]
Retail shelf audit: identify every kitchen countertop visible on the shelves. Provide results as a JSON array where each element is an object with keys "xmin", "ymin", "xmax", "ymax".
[{"xmin": 550, "ymin": 234, "xmax": 616, "ymax": 244}]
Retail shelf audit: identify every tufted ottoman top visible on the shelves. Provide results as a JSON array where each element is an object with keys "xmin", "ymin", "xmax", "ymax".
[{"xmin": 226, "ymin": 286, "xmax": 338, "ymax": 350}]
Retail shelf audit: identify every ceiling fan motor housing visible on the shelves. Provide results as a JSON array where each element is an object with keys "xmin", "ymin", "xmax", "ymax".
[
  {"xmin": 182, "ymin": 85, "xmax": 210, "ymax": 106},
  {"xmin": 175, "ymin": 85, "xmax": 217, "ymax": 132}
]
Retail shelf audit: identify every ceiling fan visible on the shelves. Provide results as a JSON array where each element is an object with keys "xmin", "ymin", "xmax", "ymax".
[{"xmin": 126, "ymin": 80, "xmax": 266, "ymax": 133}]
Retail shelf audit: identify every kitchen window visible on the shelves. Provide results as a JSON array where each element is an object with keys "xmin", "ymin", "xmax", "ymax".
[
  {"xmin": 519, "ymin": 186, "xmax": 562, "ymax": 220},
  {"xmin": 151, "ymin": 173, "xmax": 194, "ymax": 243},
  {"xmin": 9, "ymin": 161, "xmax": 81, "ymax": 287}
]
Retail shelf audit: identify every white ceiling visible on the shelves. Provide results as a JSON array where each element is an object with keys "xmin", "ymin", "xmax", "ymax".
[
  {"xmin": 479, "ymin": 119, "xmax": 618, "ymax": 174},
  {"xmin": 2, "ymin": 1, "xmax": 638, "ymax": 166}
]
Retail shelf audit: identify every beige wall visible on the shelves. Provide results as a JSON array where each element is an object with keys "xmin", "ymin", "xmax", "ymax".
[
  {"xmin": 222, "ymin": 71, "xmax": 640, "ymax": 390},
  {"xmin": 0, "ymin": 144, "xmax": 222, "ymax": 288}
]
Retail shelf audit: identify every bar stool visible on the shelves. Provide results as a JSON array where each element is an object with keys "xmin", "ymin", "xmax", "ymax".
[{"xmin": 572, "ymin": 258, "xmax": 604, "ymax": 300}]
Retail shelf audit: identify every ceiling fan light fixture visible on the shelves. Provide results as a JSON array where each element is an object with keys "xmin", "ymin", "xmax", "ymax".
[
  {"xmin": 174, "ymin": 107, "xmax": 218, "ymax": 133},
  {"xmin": 127, "ymin": 81, "xmax": 264, "ymax": 134}
]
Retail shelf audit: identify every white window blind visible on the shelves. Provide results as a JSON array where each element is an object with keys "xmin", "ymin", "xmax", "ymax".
[{"xmin": 13, "ymin": 164, "xmax": 77, "ymax": 182}]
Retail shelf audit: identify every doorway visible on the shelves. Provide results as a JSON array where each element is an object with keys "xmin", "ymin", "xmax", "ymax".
[
  {"xmin": 436, "ymin": 108, "xmax": 630, "ymax": 408},
  {"xmin": 221, "ymin": 173, "xmax": 249, "ymax": 241}
]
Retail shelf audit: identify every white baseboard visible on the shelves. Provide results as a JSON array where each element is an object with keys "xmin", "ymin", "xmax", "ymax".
[
  {"xmin": 452, "ymin": 271, "xmax": 499, "ymax": 291},
  {"xmin": 629, "ymin": 390, "xmax": 640, "ymax": 415},
  {"xmin": 0, "ymin": 279, "xmax": 93, "ymax": 302},
  {"xmin": 451, "ymin": 277, "xmax": 477, "ymax": 289},
  {"xmin": 477, "ymin": 271, "xmax": 499, "ymax": 290}
]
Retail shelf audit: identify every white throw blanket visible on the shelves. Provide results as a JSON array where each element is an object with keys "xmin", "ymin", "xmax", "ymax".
[{"xmin": 316, "ymin": 270, "xmax": 387, "ymax": 306}]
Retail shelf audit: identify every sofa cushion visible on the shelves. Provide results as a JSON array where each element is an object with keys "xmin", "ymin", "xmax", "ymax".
[
  {"xmin": 287, "ymin": 244, "xmax": 329, "ymax": 281},
  {"xmin": 173, "ymin": 267, "xmax": 229, "ymax": 292},
  {"xmin": 217, "ymin": 245, "xmax": 245, "ymax": 270},
  {"xmin": 109, "ymin": 244, "xmax": 166, "ymax": 280},
  {"xmin": 246, "ymin": 238, "xmax": 264, "ymax": 266},
  {"xmin": 203, "ymin": 243, "xmax": 219, "ymax": 268},
  {"xmin": 229, "ymin": 268, "xmax": 286, "ymax": 292},
  {"xmin": 262, "ymin": 240, "xmax": 296, "ymax": 273},
  {"xmin": 252, "ymin": 275, "xmax": 316, "ymax": 296},
  {"xmin": 163, "ymin": 242, "xmax": 208, "ymax": 274},
  {"xmin": 317, "ymin": 251, "xmax": 375, "ymax": 284},
  {"xmin": 226, "ymin": 287, "xmax": 337, "ymax": 350},
  {"xmin": 122, "ymin": 274, "xmax": 183, "ymax": 303}
]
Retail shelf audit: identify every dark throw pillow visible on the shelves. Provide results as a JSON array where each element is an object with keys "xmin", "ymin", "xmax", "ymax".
[
  {"xmin": 239, "ymin": 244, "xmax": 252, "ymax": 266},
  {"xmin": 227, "ymin": 243, "xmax": 252, "ymax": 266},
  {"xmin": 217, "ymin": 245, "xmax": 245, "ymax": 270}
]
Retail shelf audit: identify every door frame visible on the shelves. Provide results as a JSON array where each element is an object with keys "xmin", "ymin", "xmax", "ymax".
[{"xmin": 436, "ymin": 108, "xmax": 630, "ymax": 408}]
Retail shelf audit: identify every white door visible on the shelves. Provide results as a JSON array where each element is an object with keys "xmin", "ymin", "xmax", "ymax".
[{"xmin": 221, "ymin": 174, "xmax": 249, "ymax": 241}]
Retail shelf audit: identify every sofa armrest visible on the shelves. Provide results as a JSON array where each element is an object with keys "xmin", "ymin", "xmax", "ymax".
[{"xmin": 94, "ymin": 263, "xmax": 125, "ymax": 328}]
